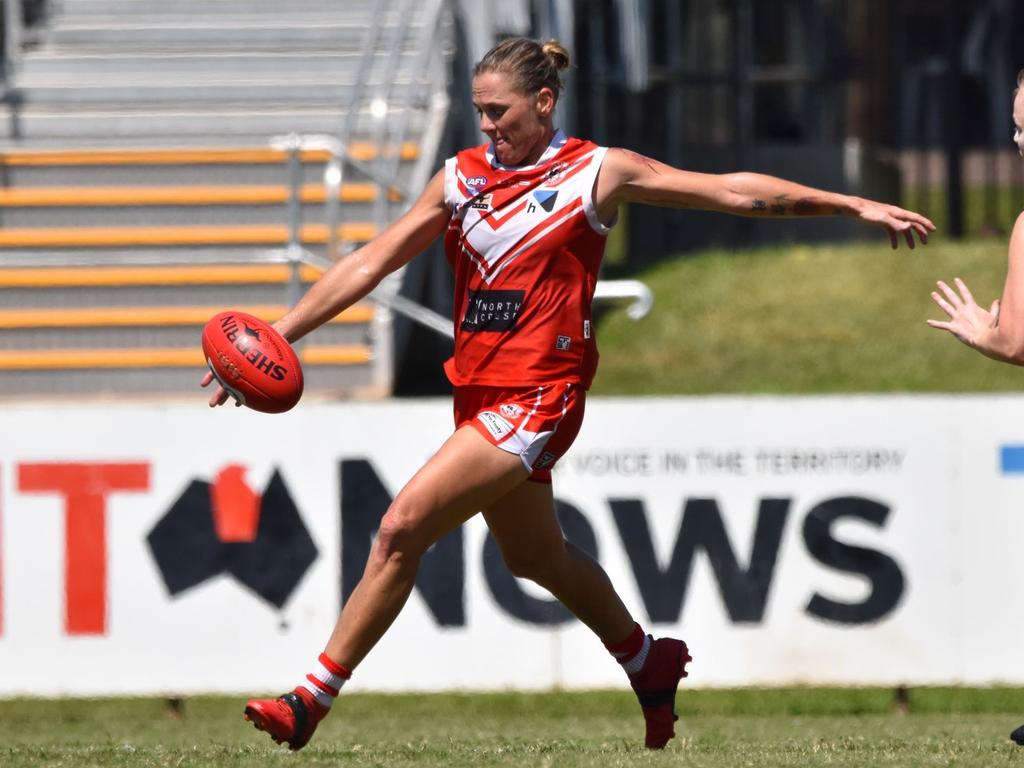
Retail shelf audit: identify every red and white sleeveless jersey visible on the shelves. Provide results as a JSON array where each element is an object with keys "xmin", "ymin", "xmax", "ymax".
[{"xmin": 442, "ymin": 130, "xmax": 613, "ymax": 389}]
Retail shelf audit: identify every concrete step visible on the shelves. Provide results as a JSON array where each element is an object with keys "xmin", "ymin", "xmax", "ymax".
[
  {"xmin": 0, "ymin": 319, "xmax": 370, "ymax": 350},
  {"xmin": 0, "ymin": 271, "xmax": 326, "ymax": 306},
  {"xmin": 16, "ymin": 50, "xmax": 419, "ymax": 79},
  {"xmin": 0, "ymin": 181, "xmax": 403, "ymax": 227},
  {"xmin": 0, "ymin": 280, "xmax": 311, "ymax": 307},
  {"xmin": 0, "ymin": 262, "xmax": 328, "ymax": 302},
  {"xmin": 0, "ymin": 361, "xmax": 377, "ymax": 400},
  {"xmin": 0, "ymin": 160, "xmax": 416, "ymax": 185},
  {"xmin": 56, "ymin": 0, "xmax": 385, "ymax": 17},
  {"xmin": 0, "ymin": 182, "xmax": 399, "ymax": 205},
  {"xmin": 0, "ymin": 144, "xmax": 421, "ymax": 184},
  {"xmin": 0, "ymin": 203, "xmax": 388, "ymax": 228},
  {"xmin": 43, "ymin": 18, "xmax": 426, "ymax": 51},
  {"xmin": 0, "ymin": 302, "xmax": 372, "ymax": 328},
  {"xmin": 0, "ymin": 105, "xmax": 426, "ymax": 142},
  {"xmin": 0, "ymin": 222, "xmax": 379, "ymax": 248},
  {"xmin": 7, "ymin": 80, "xmax": 427, "ymax": 107},
  {"xmin": 0, "ymin": 243, "xmax": 341, "ymax": 267}
]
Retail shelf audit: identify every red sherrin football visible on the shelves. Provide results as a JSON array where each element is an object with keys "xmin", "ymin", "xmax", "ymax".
[{"xmin": 201, "ymin": 311, "xmax": 304, "ymax": 413}]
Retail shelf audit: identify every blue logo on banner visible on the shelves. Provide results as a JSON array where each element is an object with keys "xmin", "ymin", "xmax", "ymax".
[{"xmin": 1000, "ymin": 445, "xmax": 1024, "ymax": 473}]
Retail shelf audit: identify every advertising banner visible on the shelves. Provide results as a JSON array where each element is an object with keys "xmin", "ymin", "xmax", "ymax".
[{"xmin": 1, "ymin": 395, "xmax": 1023, "ymax": 696}]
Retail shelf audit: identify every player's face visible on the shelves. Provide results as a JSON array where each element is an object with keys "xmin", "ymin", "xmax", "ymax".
[
  {"xmin": 472, "ymin": 71, "xmax": 555, "ymax": 166},
  {"xmin": 1013, "ymin": 89, "xmax": 1024, "ymax": 158}
]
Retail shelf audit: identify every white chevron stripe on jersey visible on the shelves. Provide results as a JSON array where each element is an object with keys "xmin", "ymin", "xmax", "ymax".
[
  {"xmin": 478, "ymin": 199, "xmax": 586, "ymax": 284},
  {"xmin": 456, "ymin": 158, "xmax": 597, "ymax": 281}
]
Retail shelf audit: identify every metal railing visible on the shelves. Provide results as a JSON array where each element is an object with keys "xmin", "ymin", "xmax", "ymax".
[
  {"xmin": 266, "ymin": 0, "xmax": 652, "ymax": 393},
  {"xmin": 2, "ymin": 0, "xmax": 24, "ymax": 82}
]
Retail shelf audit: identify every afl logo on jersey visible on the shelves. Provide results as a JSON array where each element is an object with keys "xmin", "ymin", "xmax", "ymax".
[
  {"xmin": 467, "ymin": 176, "xmax": 488, "ymax": 188},
  {"xmin": 545, "ymin": 162, "xmax": 568, "ymax": 183}
]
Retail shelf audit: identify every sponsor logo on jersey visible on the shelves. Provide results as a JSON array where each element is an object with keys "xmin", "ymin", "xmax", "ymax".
[
  {"xmin": 467, "ymin": 176, "xmax": 488, "ymax": 187},
  {"xmin": 583, "ymin": 319, "xmax": 591, "ymax": 339},
  {"xmin": 477, "ymin": 411, "xmax": 514, "ymax": 439},
  {"xmin": 461, "ymin": 289, "xmax": 525, "ymax": 332},
  {"xmin": 555, "ymin": 335, "xmax": 572, "ymax": 351},
  {"xmin": 471, "ymin": 193, "xmax": 493, "ymax": 211},
  {"xmin": 499, "ymin": 403, "xmax": 524, "ymax": 419},
  {"xmin": 533, "ymin": 190, "xmax": 558, "ymax": 212},
  {"xmin": 534, "ymin": 451, "xmax": 557, "ymax": 469}
]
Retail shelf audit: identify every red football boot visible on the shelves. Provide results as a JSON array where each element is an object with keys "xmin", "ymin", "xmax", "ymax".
[
  {"xmin": 628, "ymin": 637, "xmax": 692, "ymax": 749},
  {"xmin": 244, "ymin": 687, "xmax": 327, "ymax": 751}
]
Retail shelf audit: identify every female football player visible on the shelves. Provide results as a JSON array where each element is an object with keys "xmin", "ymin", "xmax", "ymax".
[
  {"xmin": 204, "ymin": 36, "xmax": 934, "ymax": 751},
  {"xmin": 927, "ymin": 69, "xmax": 1024, "ymax": 747}
]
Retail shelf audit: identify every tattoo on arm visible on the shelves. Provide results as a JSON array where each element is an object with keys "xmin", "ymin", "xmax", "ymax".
[
  {"xmin": 770, "ymin": 195, "xmax": 789, "ymax": 215},
  {"xmin": 793, "ymin": 197, "xmax": 845, "ymax": 216},
  {"xmin": 751, "ymin": 194, "xmax": 846, "ymax": 216}
]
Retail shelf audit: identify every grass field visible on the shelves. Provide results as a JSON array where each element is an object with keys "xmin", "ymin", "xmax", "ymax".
[
  {"xmin": 4, "ymin": 688, "xmax": 1024, "ymax": 767},
  {"xmin": 592, "ymin": 234, "xmax": 1024, "ymax": 395}
]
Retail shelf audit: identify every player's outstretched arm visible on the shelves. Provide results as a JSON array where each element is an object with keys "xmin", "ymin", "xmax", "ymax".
[
  {"xmin": 596, "ymin": 148, "xmax": 935, "ymax": 249},
  {"xmin": 928, "ymin": 212, "xmax": 1024, "ymax": 364},
  {"xmin": 201, "ymin": 169, "xmax": 450, "ymax": 406},
  {"xmin": 274, "ymin": 169, "xmax": 450, "ymax": 344}
]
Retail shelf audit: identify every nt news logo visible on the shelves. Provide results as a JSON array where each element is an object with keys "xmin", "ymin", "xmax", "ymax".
[{"xmin": 148, "ymin": 465, "xmax": 318, "ymax": 609}]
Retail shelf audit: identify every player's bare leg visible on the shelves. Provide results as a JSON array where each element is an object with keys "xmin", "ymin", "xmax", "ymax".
[
  {"xmin": 484, "ymin": 481, "xmax": 634, "ymax": 640},
  {"xmin": 484, "ymin": 481, "xmax": 691, "ymax": 749},
  {"xmin": 324, "ymin": 426, "xmax": 528, "ymax": 666},
  {"xmin": 245, "ymin": 426, "xmax": 528, "ymax": 750}
]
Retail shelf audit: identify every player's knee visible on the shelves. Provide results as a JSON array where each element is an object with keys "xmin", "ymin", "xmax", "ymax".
[{"xmin": 374, "ymin": 503, "xmax": 430, "ymax": 569}]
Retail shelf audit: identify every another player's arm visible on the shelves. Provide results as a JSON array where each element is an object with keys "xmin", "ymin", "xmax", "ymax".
[
  {"xmin": 275, "ymin": 169, "xmax": 450, "ymax": 344},
  {"xmin": 928, "ymin": 212, "xmax": 1024, "ymax": 363},
  {"xmin": 595, "ymin": 148, "xmax": 935, "ymax": 249}
]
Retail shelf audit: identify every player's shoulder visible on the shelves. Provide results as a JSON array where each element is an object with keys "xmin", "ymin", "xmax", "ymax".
[{"xmin": 596, "ymin": 147, "xmax": 644, "ymax": 184}]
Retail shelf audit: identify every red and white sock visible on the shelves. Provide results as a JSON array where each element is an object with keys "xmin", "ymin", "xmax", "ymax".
[
  {"xmin": 300, "ymin": 653, "xmax": 351, "ymax": 709},
  {"xmin": 604, "ymin": 622, "xmax": 652, "ymax": 677}
]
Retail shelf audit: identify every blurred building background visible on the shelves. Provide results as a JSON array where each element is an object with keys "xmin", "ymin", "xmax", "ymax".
[
  {"xmin": 1, "ymin": 0, "xmax": 1023, "ymax": 397},
  {"xmin": 450, "ymin": 0, "xmax": 1024, "ymax": 265}
]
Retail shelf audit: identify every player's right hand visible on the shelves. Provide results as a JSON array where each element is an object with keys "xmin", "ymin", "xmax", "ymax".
[{"xmin": 200, "ymin": 370, "xmax": 233, "ymax": 408}]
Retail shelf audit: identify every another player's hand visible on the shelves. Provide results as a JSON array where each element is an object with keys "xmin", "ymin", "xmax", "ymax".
[
  {"xmin": 200, "ymin": 369, "xmax": 233, "ymax": 408},
  {"xmin": 927, "ymin": 277, "xmax": 999, "ymax": 348},
  {"xmin": 856, "ymin": 199, "xmax": 935, "ymax": 249}
]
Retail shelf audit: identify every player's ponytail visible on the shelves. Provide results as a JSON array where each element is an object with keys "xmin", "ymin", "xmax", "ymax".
[{"xmin": 474, "ymin": 37, "xmax": 571, "ymax": 101}]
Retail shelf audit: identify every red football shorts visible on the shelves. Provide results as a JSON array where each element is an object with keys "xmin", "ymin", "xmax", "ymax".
[{"xmin": 453, "ymin": 382, "xmax": 585, "ymax": 483}]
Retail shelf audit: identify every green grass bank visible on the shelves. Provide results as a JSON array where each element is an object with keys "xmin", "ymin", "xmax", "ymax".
[{"xmin": 592, "ymin": 235, "xmax": 1024, "ymax": 395}]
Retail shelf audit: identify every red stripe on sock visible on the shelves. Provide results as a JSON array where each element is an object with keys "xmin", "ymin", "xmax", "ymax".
[
  {"xmin": 319, "ymin": 653, "xmax": 352, "ymax": 679},
  {"xmin": 604, "ymin": 623, "xmax": 645, "ymax": 662},
  {"xmin": 306, "ymin": 673, "xmax": 340, "ymax": 697}
]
